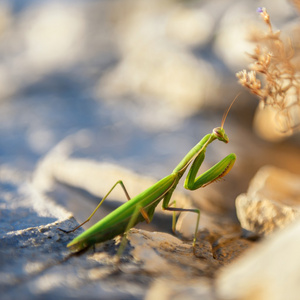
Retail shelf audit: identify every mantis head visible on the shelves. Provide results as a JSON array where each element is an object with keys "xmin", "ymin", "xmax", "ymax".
[
  {"xmin": 213, "ymin": 127, "xmax": 229, "ymax": 143},
  {"xmin": 213, "ymin": 93, "xmax": 240, "ymax": 144}
]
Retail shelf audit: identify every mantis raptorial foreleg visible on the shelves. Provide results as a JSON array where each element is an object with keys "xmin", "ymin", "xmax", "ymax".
[
  {"xmin": 60, "ymin": 97, "xmax": 238, "ymax": 256},
  {"xmin": 185, "ymin": 153, "xmax": 237, "ymax": 190}
]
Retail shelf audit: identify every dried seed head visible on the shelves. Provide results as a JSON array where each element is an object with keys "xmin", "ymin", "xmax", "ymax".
[
  {"xmin": 236, "ymin": 8, "xmax": 300, "ymax": 133},
  {"xmin": 236, "ymin": 70, "xmax": 262, "ymax": 95}
]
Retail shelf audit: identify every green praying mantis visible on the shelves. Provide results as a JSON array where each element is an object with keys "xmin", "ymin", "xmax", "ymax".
[{"xmin": 60, "ymin": 98, "xmax": 238, "ymax": 255}]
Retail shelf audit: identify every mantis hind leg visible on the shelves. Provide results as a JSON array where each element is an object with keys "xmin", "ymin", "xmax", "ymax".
[
  {"xmin": 59, "ymin": 179, "xmax": 150, "ymax": 234},
  {"xmin": 59, "ymin": 180, "xmax": 133, "ymax": 234}
]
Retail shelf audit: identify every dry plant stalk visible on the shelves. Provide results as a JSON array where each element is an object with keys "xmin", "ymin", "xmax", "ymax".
[{"xmin": 236, "ymin": 7, "xmax": 300, "ymax": 134}]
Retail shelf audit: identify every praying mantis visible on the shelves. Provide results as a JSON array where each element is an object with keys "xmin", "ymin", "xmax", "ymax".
[{"xmin": 61, "ymin": 98, "xmax": 237, "ymax": 255}]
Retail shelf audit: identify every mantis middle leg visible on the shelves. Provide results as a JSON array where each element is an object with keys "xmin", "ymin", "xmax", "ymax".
[{"xmin": 161, "ymin": 181, "xmax": 201, "ymax": 252}]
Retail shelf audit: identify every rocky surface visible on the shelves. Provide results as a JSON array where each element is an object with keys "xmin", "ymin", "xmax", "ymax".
[
  {"xmin": 3, "ymin": 160, "xmax": 300, "ymax": 299},
  {"xmin": 0, "ymin": 165, "xmax": 253, "ymax": 300}
]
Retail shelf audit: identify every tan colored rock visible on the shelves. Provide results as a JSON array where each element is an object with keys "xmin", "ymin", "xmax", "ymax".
[
  {"xmin": 236, "ymin": 166, "xmax": 300, "ymax": 235},
  {"xmin": 216, "ymin": 218, "xmax": 300, "ymax": 300},
  {"xmin": 253, "ymin": 104, "xmax": 294, "ymax": 142},
  {"xmin": 96, "ymin": 0, "xmax": 219, "ymax": 127}
]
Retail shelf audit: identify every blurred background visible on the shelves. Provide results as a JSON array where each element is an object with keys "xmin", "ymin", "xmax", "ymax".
[{"xmin": 0, "ymin": 0, "xmax": 299, "ymax": 227}]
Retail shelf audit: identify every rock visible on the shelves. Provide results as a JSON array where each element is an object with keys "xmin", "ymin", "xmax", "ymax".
[
  {"xmin": 165, "ymin": 5, "xmax": 214, "ymax": 47},
  {"xmin": 0, "ymin": 166, "xmax": 71, "ymax": 235},
  {"xmin": 146, "ymin": 278, "xmax": 215, "ymax": 300},
  {"xmin": 0, "ymin": 166, "xmax": 81, "ymax": 298},
  {"xmin": 216, "ymin": 218, "xmax": 300, "ymax": 300},
  {"xmin": 125, "ymin": 228, "xmax": 220, "ymax": 276},
  {"xmin": 213, "ymin": 2, "xmax": 256, "ymax": 72},
  {"xmin": 235, "ymin": 166, "xmax": 300, "ymax": 236},
  {"xmin": 0, "ymin": 2, "xmax": 88, "ymax": 99},
  {"xmin": 96, "ymin": 0, "xmax": 220, "ymax": 129},
  {"xmin": 253, "ymin": 104, "xmax": 296, "ymax": 142},
  {"xmin": 212, "ymin": 234, "xmax": 254, "ymax": 265}
]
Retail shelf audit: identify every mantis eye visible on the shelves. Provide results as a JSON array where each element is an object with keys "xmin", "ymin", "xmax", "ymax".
[{"xmin": 213, "ymin": 127, "xmax": 223, "ymax": 138}]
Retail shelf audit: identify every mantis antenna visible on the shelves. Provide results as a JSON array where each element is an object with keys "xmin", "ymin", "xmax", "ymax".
[{"xmin": 221, "ymin": 93, "xmax": 241, "ymax": 129}]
